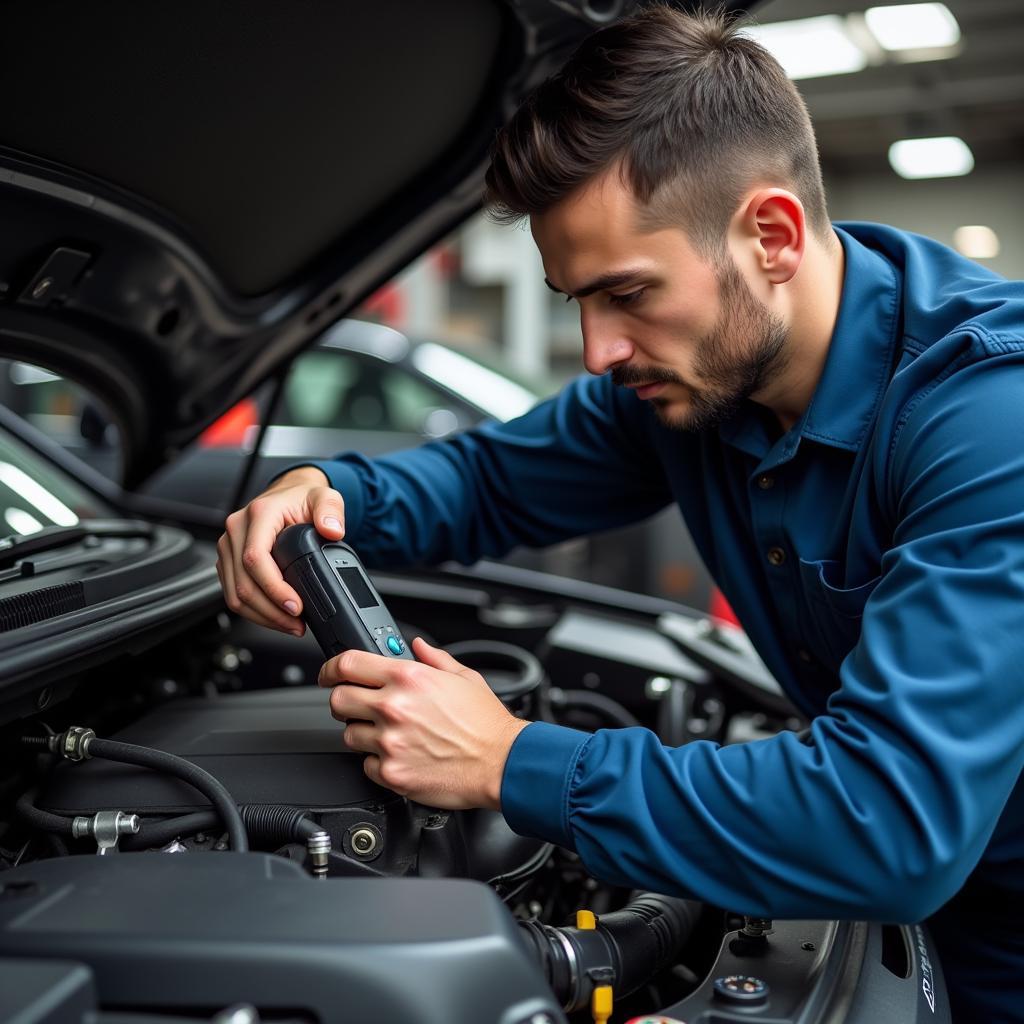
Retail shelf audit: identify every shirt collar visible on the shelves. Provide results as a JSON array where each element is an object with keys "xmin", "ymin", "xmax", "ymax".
[
  {"xmin": 800, "ymin": 224, "xmax": 901, "ymax": 452},
  {"xmin": 718, "ymin": 224, "xmax": 901, "ymax": 464}
]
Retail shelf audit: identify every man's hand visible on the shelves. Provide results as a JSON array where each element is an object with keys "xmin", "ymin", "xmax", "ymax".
[
  {"xmin": 320, "ymin": 637, "xmax": 531, "ymax": 810},
  {"xmin": 217, "ymin": 465, "xmax": 345, "ymax": 635}
]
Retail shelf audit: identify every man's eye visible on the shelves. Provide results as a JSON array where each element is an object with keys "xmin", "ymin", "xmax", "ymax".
[{"xmin": 609, "ymin": 288, "xmax": 646, "ymax": 307}]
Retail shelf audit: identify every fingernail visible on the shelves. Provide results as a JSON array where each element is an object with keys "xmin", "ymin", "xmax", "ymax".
[
  {"xmin": 323, "ymin": 516, "xmax": 342, "ymax": 531},
  {"xmin": 284, "ymin": 600, "xmax": 299, "ymax": 615}
]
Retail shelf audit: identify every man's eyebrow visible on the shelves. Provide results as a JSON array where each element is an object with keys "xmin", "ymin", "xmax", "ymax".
[{"xmin": 543, "ymin": 269, "xmax": 648, "ymax": 299}]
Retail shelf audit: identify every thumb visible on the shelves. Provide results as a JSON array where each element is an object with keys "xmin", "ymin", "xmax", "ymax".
[
  {"xmin": 311, "ymin": 489, "xmax": 346, "ymax": 539},
  {"xmin": 411, "ymin": 636, "xmax": 468, "ymax": 674}
]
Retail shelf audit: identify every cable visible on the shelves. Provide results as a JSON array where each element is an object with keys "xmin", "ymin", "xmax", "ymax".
[
  {"xmin": 488, "ymin": 842, "xmax": 555, "ymax": 891},
  {"xmin": 549, "ymin": 688, "xmax": 642, "ymax": 730},
  {"xmin": 86, "ymin": 738, "xmax": 247, "ymax": 852}
]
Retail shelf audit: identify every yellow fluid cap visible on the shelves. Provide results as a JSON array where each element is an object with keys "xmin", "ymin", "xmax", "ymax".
[{"xmin": 576, "ymin": 909, "xmax": 597, "ymax": 929}]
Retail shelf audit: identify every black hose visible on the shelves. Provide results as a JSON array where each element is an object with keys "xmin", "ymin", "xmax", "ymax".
[
  {"xmin": 121, "ymin": 811, "xmax": 220, "ymax": 850},
  {"xmin": 519, "ymin": 892, "xmax": 702, "ymax": 1011},
  {"xmin": 239, "ymin": 804, "xmax": 320, "ymax": 845},
  {"xmin": 15, "ymin": 787, "xmax": 75, "ymax": 835},
  {"xmin": 87, "ymin": 738, "xmax": 247, "ymax": 852},
  {"xmin": 124, "ymin": 805, "xmax": 322, "ymax": 852},
  {"xmin": 549, "ymin": 688, "xmax": 642, "ymax": 730}
]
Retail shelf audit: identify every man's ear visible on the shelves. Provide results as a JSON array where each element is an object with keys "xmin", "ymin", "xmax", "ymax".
[{"xmin": 734, "ymin": 189, "xmax": 805, "ymax": 285}]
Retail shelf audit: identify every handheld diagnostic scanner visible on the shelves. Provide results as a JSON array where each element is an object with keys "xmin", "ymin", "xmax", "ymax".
[{"xmin": 271, "ymin": 524, "xmax": 414, "ymax": 661}]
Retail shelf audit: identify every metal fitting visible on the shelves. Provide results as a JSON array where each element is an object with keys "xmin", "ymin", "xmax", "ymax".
[
  {"xmin": 741, "ymin": 917, "xmax": 774, "ymax": 939},
  {"xmin": 57, "ymin": 726, "xmax": 95, "ymax": 762},
  {"xmin": 348, "ymin": 823, "xmax": 382, "ymax": 859},
  {"xmin": 72, "ymin": 811, "xmax": 140, "ymax": 854},
  {"xmin": 307, "ymin": 830, "xmax": 331, "ymax": 879}
]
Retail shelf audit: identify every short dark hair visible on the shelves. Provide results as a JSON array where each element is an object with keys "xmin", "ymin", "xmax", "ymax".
[{"xmin": 485, "ymin": 5, "xmax": 830, "ymax": 255}]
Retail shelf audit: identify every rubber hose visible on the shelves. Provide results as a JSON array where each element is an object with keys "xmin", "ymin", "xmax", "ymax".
[
  {"xmin": 519, "ymin": 892, "xmax": 701, "ymax": 1011},
  {"xmin": 122, "ymin": 811, "xmax": 220, "ymax": 850},
  {"xmin": 550, "ymin": 688, "xmax": 642, "ymax": 729},
  {"xmin": 15, "ymin": 787, "xmax": 75, "ymax": 835},
  {"xmin": 88, "ymin": 738, "xmax": 247, "ymax": 852},
  {"xmin": 239, "ymin": 804, "xmax": 318, "ymax": 846}
]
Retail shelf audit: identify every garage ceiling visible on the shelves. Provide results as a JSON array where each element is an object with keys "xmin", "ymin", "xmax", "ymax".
[{"xmin": 748, "ymin": 0, "xmax": 1024, "ymax": 176}]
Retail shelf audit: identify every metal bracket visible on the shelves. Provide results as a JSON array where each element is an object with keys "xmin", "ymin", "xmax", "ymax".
[{"xmin": 72, "ymin": 811, "xmax": 140, "ymax": 855}]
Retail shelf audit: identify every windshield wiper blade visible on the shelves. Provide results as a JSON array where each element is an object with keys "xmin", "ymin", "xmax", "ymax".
[{"xmin": 0, "ymin": 521, "xmax": 153, "ymax": 569}]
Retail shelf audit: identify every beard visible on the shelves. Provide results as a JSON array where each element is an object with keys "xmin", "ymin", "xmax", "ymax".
[{"xmin": 612, "ymin": 259, "xmax": 789, "ymax": 432}]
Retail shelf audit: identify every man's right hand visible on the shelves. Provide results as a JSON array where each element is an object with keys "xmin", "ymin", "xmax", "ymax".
[{"xmin": 216, "ymin": 465, "xmax": 345, "ymax": 635}]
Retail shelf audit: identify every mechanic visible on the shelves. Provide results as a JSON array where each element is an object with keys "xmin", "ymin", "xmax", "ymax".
[{"xmin": 217, "ymin": 7, "xmax": 1024, "ymax": 1020}]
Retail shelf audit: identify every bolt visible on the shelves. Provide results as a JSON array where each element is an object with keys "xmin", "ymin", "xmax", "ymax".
[
  {"xmin": 713, "ymin": 974, "xmax": 769, "ymax": 1005},
  {"xmin": 214, "ymin": 839, "xmax": 228, "ymax": 851},
  {"xmin": 31, "ymin": 277, "xmax": 53, "ymax": 300},
  {"xmin": 351, "ymin": 828, "xmax": 377, "ymax": 855},
  {"xmin": 194, "ymin": 833, "xmax": 208, "ymax": 844}
]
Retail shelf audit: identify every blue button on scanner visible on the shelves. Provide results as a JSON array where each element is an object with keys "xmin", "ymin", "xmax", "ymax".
[{"xmin": 386, "ymin": 635, "xmax": 404, "ymax": 656}]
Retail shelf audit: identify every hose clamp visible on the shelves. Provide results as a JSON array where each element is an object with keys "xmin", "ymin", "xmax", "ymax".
[{"xmin": 551, "ymin": 925, "xmax": 581, "ymax": 1011}]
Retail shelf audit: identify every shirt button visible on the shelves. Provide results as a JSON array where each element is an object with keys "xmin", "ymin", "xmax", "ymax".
[
  {"xmin": 798, "ymin": 648, "xmax": 813, "ymax": 664},
  {"xmin": 757, "ymin": 474, "xmax": 775, "ymax": 490},
  {"xmin": 766, "ymin": 546, "xmax": 786, "ymax": 567}
]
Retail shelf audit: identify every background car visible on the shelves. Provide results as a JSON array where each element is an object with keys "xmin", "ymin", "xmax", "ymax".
[{"xmin": 0, "ymin": 318, "xmax": 716, "ymax": 608}]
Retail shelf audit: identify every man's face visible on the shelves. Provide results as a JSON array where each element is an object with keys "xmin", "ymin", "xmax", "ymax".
[{"xmin": 531, "ymin": 169, "xmax": 789, "ymax": 431}]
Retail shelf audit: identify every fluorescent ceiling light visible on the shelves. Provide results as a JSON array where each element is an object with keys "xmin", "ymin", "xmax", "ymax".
[
  {"xmin": 4, "ymin": 507, "xmax": 44, "ymax": 536},
  {"xmin": 742, "ymin": 16, "xmax": 868, "ymax": 80},
  {"xmin": 953, "ymin": 225, "xmax": 1000, "ymax": 260},
  {"xmin": 0, "ymin": 462, "xmax": 78, "ymax": 526},
  {"xmin": 865, "ymin": 4, "xmax": 960, "ymax": 51},
  {"xmin": 888, "ymin": 136, "xmax": 974, "ymax": 179}
]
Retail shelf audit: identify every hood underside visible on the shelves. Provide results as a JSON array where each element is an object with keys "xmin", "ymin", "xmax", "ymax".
[{"xmin": 0, "ymin": 0, "xmax": 753, "ymax": 487}]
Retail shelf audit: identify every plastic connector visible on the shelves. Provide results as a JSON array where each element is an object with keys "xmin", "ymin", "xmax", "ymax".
[{"xmin": 591, "ymin": 984, "xmax": 613, "ymax": 1024}]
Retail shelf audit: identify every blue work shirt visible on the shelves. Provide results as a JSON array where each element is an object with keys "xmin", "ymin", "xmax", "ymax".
[{"xmin": 308, "ymin": 223, "xmax": 1024, "ymax": 1021}]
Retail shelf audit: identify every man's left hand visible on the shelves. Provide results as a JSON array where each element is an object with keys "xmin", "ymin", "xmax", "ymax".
[{"xmin": 319, "ymin": 637, "xmax": 530, "ymax": 810}]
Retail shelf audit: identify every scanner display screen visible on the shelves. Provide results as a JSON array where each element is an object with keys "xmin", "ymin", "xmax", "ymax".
[{"xmin": 339, "ymin": 567, "xmax": 378, "ymax": 609}]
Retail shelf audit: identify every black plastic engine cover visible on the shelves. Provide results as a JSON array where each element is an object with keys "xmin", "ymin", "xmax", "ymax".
[
  {"xmin": 39, "ymin": 686, "xmax": 388, "ymax": 813},
  {"xmin": 0, "ymin": 854, "xmax": 565, "ymax": 1024}
]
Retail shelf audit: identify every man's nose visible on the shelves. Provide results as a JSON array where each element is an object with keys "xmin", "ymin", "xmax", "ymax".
[{"xmin": 581, "ymin": 311, "xmax": 634, "ymax": 376}]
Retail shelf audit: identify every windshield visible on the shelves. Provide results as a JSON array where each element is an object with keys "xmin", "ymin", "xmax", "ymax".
[
  {"xmin": 0, "ymin": 425, "xmax": 114, "ymax": 537},
  {"xmin": 409, "ymin": 343, "xmax": 539, "ymax": 421}
]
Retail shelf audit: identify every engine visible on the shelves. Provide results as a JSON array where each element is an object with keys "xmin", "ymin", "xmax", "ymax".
[{"xmin": 0, "ymin": 600, "xmax": 948, "ymax": 1024}]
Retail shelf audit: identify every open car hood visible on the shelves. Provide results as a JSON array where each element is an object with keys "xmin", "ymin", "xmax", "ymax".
[{"xmin": 0, "ymin": 0, "xmax": 753, "ymax": 487}]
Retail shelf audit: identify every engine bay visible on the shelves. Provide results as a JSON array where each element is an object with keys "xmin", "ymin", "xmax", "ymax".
[{"xmin": 0, "ymin": 541, "xmax": 946, "ymax": 1024}]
